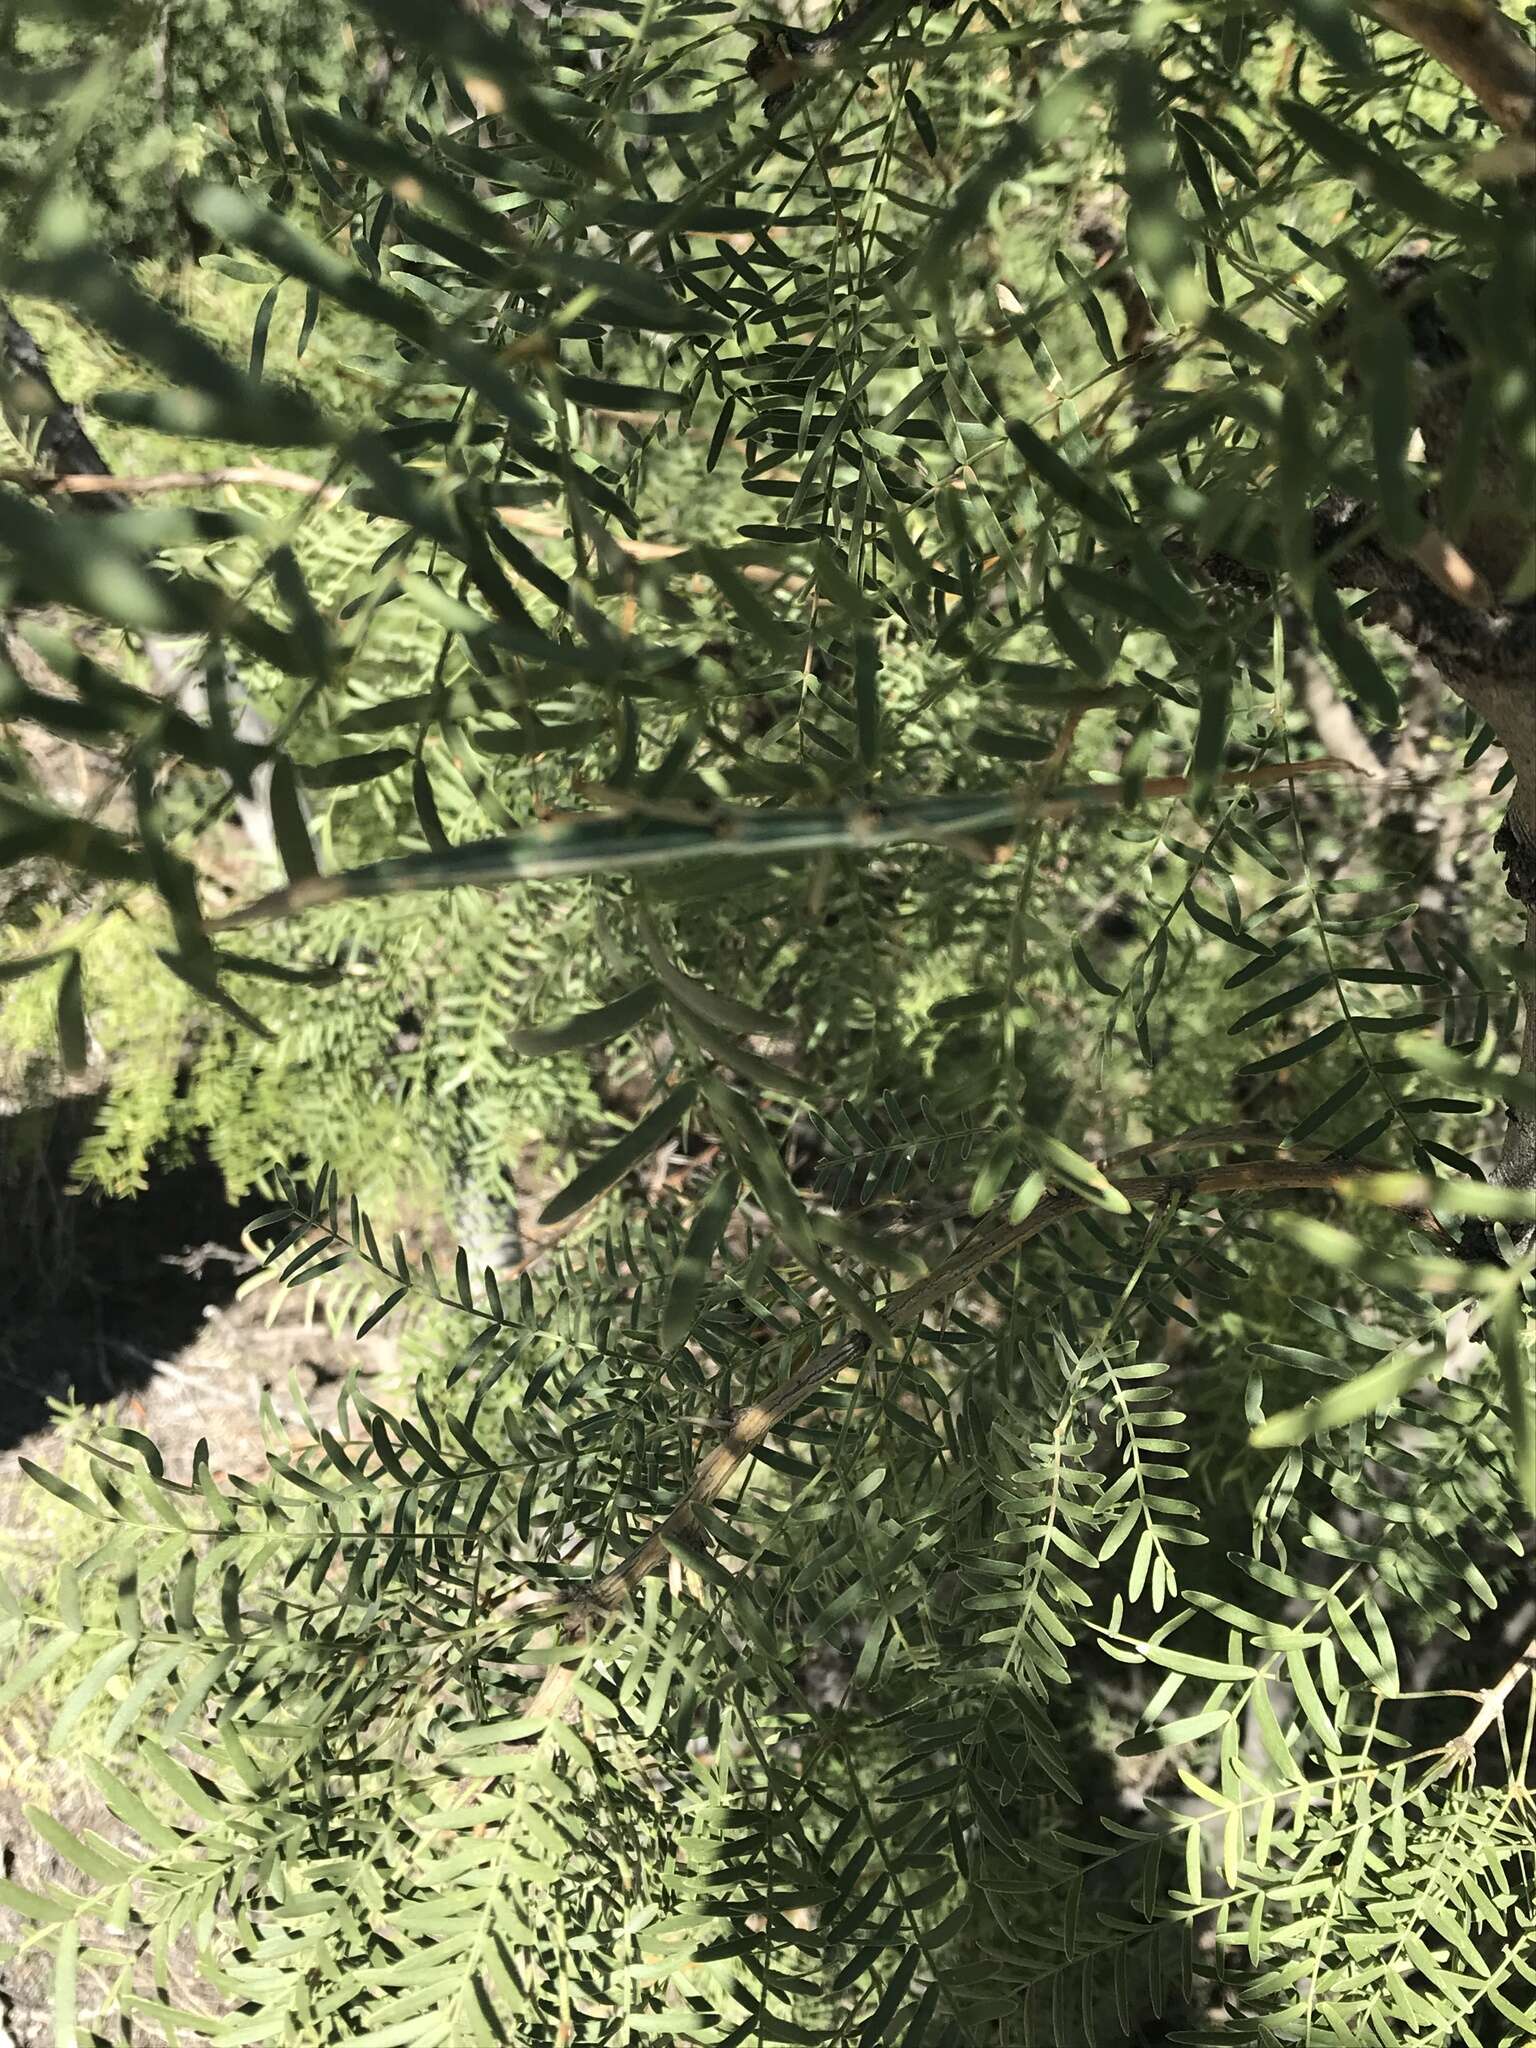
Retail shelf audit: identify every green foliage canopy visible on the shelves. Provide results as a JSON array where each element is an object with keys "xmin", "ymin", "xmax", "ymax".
[{"xmin": 1, "ymin": 0, "xmax": 1535, "ymax": 2041}]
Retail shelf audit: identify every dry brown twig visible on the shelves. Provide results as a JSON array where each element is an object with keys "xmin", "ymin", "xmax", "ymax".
[
  {"xmin": 1443, "ymin": 1635, "xmax": 1536, "ymax": 1767},
  {"xmin": 2, "ymin": 462, "xmax": 347, "ymax": 504},
  {"xmin": 519, "ymin": 1148, "xmax": 1412, "ymax": 1725}
]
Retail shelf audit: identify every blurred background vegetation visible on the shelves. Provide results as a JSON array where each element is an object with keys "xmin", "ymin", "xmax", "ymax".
[{"xmin": 0, "ymin": 1, "xmax": 383, "ymax": 253}]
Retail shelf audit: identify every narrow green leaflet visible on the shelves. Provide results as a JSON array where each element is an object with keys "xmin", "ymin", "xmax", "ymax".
[
  {"xmin": 55, "ymin": 949, "xmax": 86, "ymax": 1073},
  {"xmin": 538, "ymin": 1081, "xmax": 698, "ymax": 1227},
  {"xmin": 1251, "ymin": 1342, "xmax": 1444, "ymax": 1447},
  {"xmin": 511, "ymin": 981, "xmax": 662, "ymax": 1056},
  {"xmin": 637, "ymin": 905, "xmax": 790, "ymax": 1038},
  {"xmin": 702, "ymin": 1075, "xmax": 892, "ymax": 1346},
  {"xmin": 268, "ymin": 758, "xmax": 318, "ymax": 886},
  {"xmin": 662, "ymin": 1170, "xmax": 740, "ymax": 1351}
]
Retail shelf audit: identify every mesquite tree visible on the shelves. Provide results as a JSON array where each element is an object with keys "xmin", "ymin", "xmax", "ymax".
[{"xmin": 1, "ymin": 0, "xmax": 1534, "ymax": 2042}]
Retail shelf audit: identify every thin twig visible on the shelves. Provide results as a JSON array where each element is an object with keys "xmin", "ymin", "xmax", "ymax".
[
  {"xmin": 206, "ymin": 756, "xmax": 1368, "ymax": 932},
  {"xmin": 1444, "ymin": 1637, "xmax": 1536, "ymax": 1766},
  {"xmin": 3, "ymin": 462, "xmax": 346, "ymax": 504},
  {"xmin": 521, "ymin": 1150, "xmax": 1385, "ymax": 1722}
]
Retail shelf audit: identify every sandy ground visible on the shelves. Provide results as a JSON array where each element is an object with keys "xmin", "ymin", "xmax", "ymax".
[{"xmin": 0, "ymin": 1220, "xmax": 395, "ymax": 2045}]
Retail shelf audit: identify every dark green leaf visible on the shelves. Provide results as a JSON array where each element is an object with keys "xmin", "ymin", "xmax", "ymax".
[
  {"xmin": 268, "ymin": 759, "xmax": 318, "ymax": 885},
  {"xmin": 1072, "ymin": 938, "xmax": 1123, "ymax": 1000},
  {"xmin": 55, "ymin": 950, "xmax": 86, "ymax": 1074},
  {"xmin": 539, "ymin": 1082, "xmax": 698, "ymax": 1227},
  {"xmin": 662, "ymin": 1170, "xmax": 740, "ymax": 1351},
  {"xmin": 511, "ymin": 982, "xmax": 663, "ymax": 1056}
]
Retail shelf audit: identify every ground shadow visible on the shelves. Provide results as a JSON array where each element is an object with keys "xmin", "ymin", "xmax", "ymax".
[{"xmin": 0, "ymin": 1095, "xmax": 265, "ymax": 1454}]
